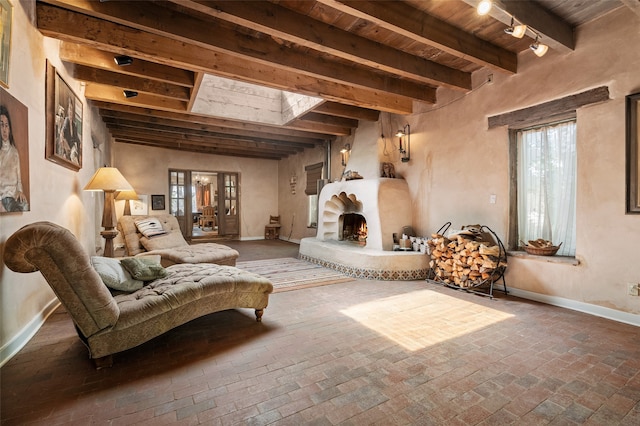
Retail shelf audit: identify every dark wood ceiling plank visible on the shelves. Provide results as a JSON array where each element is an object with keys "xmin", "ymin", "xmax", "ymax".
[
  {"xmin": 59, "ymin": 42, "xmax": 195, "ymax": 87},
  {"xmin": 173, "ymin": 0, "xmax": 471, "ymax": 91},
  {"xmin": 38, "ymin": 1, "xmax": 434, "ymax": 104},
  {"xmin": 317, "ymin": 0, "xmax": 517, "ymax": 73},
  {"xmin": 72, "ymin": 65, "xmax": 191, "ymax": 101},
  {"xmin": 311, "ymin": 102, "xmax": 380, "ymax": 121}
]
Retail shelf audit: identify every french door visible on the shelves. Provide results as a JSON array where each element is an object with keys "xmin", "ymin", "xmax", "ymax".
[{"xmin": 169, "ymin": 169, "xmax": 239, "ymax": 239}]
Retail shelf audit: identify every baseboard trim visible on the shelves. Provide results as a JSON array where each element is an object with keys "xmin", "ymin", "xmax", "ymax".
[
  {"xmin": 0, "ymin": 298, "xmax": 61, "ymax": 368},
  {"xmin": 508, "ymin": 287, "xmax": 640, "ymax": 327}
]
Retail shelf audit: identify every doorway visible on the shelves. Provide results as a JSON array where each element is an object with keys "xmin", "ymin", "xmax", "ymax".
[{"xmin": 169, "ymin": 169, "xmax": 240, "ymax": 241}]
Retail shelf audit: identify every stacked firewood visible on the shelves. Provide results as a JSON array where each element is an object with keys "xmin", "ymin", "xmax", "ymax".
[{"xmin": 427, "ymin": 233, "xmax": 507, "ymax": 288}]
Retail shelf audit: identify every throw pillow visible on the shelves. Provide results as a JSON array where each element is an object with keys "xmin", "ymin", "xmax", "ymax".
[
  {"xmin": 90, "ymin": 256, "xmax": 144, "ymax": 292},
  {"xmin": 134, "ymin": 217, "xmax": 166, "ymax": 238},
  {"xmin": 140, "ymin": 230, "xmax": 188, "ymax": 251},
  {"xmin": 120, "ymin": 257, "xmax": 168, "ymax": 281}
]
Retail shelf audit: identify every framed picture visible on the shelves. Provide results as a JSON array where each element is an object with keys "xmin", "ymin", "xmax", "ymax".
[
  {"xmin": 626, "ymin": 92, "xmax": 640, "ymax": 213},
  {"xmin": 151, "ymin": 194, "xmax": 165, "ymax": 210},
  {"xmin": 45, "ymin": 60, "xmax": 83, "ymax": 171},
  {"xmin": 1, "ymin": 86, "xmax": 30, "ymax": 213},
  {"xmin": 0, "ymin": 0, "xmax": 11, "ymax": 88},
  {"xmin": 131, "ymin": 194, "xmax": 149, "ymax": 216}
]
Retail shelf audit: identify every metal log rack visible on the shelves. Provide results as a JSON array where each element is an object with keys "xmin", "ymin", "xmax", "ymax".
[{"xmin": 426, "ymin": 222, "xmax": 508, "ymax": 299}]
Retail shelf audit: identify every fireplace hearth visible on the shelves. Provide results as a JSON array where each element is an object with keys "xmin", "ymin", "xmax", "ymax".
[{"xmin": 299, "ymin": 178, "xmax": 429, "ymax": 280}]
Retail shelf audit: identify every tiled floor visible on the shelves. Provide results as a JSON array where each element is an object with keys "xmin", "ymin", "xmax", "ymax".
[{"xmin": 2, "ymin": 241, "xmax": 640, "ymax": 425}]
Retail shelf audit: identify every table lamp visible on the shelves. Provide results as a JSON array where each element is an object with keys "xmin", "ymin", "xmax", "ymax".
[
  {"xmin": 115, "ymin": 190, "xmax": 140, "ymax": 216},
  {"xmin": 84, "ymin": 167, "xmax": 134, "ymax": 257}
]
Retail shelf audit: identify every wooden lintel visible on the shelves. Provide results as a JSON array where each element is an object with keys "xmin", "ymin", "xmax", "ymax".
[{"xmin": 488, "ymin": 86, "xmax": 610, "ymax": 129}]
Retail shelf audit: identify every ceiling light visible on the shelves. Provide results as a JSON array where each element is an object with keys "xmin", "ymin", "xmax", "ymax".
[
  {"xmin": 114, "ymin": 55, "xmax": 133, "ymax": 66},
  {"xmin": 477, "ymin": 0, "xmax": 492, "ymax": 16},
  {"xmin": 504, "ymin": 17, "xmax": 527, "ymax": 39},
  {"xmin": 530, "ymin": 37, "xmax": 549, "ymax": 57},
  {"xmin": 123, "ymin": 90, "xmax": 138, "ymax": 98}
]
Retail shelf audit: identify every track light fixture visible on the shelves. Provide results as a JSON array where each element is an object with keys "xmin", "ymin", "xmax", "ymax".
[
  {"xmin": 475, "ymin": 1, "xmax": 548, "ymax": 57},
  {"xmin": 504, "ymin": 17, "xmax": 527, "ymax": 39},
  {"xmin": 114, "ymin": 55, "xmax": 133, "ymax": 66},
  {"xmin": 476, "ymin": 0, "xmax": 492, "ymax": 16},
  {"xmin": 123, "ymin": 90, "xmax": 138, "ymax": 98},
  {"xmin": 530, "ymin": 36, "xmax": 549, "ymax": 57}
]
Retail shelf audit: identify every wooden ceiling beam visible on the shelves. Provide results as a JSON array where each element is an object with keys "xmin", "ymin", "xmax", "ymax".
[
  {"xmin": 83, "ymin": 84, "xmax": 188, "ymax": 111},
  {"xmin": 93, "ymin": 102, "xmax": 333, "ymax": 140},
  {"xmin": 172, "ymin": 0, "xmax": 471, "ymax": 91},
  {"xmin": 59, "ymin": 42, "xmax": 195, "ymax": 87},
  {"xmin": 298, "ymin": 112, "xmax": 359, "ymax": 129},
  {"xmin": 311, "ymin": 102, "xmax": 380, "ymax": 121},
  {"xmin": 113, "ymin": 138, "xmax": 287, "ymax": 159},
  {"xmin": 108, "ymin": 132, "xmax": 300, "ymax": 157},
  {"xmin": 37, "ymin": 2, "xmax": 432, "ymax": 107},
  {"xmin": 102, "ymin": 118, "xmax": 314, "ymax": 150},
  {"xmin": 317, "ymin": 0, "xmax": 517, "ymax": 73},
  {"xmin": 71, "ymin": 65, "xmax": 191, "ymax": 101},
  {"xmin": 98, "ymin": 110, "xmax": 323, "ymax": 146}
]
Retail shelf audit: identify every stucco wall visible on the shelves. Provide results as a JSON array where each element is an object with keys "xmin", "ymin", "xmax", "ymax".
[
  {"xmin": 0, "ymin": 3, "xmax": 109, "ymax": 364},
  {"xmin": 113, "ymin": 143, "xmax": 279, "ymax": 239},
  {"xmin": 294, "ymin": 8, "xmax": 638, "ymax": 319}
]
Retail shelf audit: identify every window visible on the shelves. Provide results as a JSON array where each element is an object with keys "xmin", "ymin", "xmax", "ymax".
[
  {"xmin": 305, "ymin": 162, "xmax": 323, "ymax": 228},
  {"xmin": 514, "ymin": 119, "xmax": 576, "ymax": 256}
]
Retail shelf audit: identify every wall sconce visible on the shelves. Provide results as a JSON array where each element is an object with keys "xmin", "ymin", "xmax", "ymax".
[
  {"xmin": 289, "ymin": 175, "xmax": 297, "ymax": 194},
  {"xmin": 340, "ymin": 143, "xmax": 351, "ymax": 166},
  {"xmin": 395, "ymin": 124, "xmax": 410, "ymax": 163}
]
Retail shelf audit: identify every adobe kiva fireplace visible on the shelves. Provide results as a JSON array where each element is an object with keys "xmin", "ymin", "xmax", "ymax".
[{"xmin": 299, "ymin": 178, "xmax": 430, "ymax": 280}]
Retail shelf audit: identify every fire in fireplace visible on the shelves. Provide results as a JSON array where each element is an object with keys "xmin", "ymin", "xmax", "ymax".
[{"xmin": 341, "ymin": 213, "xmax": 367, "ymax": 244}]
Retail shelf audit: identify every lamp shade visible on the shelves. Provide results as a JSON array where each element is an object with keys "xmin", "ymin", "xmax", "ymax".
[
  {"xmin": 84, "ymin": 167, "xmax": 134, "ymax": 192},
  {"xmin": 115, "ymin": 190, "xmax": 139, "ymax": 201}
]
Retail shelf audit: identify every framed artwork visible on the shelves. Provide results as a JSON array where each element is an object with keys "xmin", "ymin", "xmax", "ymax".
[
  {"xmin": 45, "ymin": 60, "xmax": 83, "ymax": 171},
  {"xmin": 151, "ymin": 194, "xmax": 165, "ymax": 210},
  {"xmin": 131, "ymin": 194, "xmax": 149, "ymax": 216},
  {"xmin": 0, "ymin": 86, "xmax": 30, "ymax": 213},
  {"xmin": 0, "ymin": 0, "xmax": 11, "ymax": 88},
  {"xmin": 626, "ymin": 92, "xmax": 640, "ymax": 214}
]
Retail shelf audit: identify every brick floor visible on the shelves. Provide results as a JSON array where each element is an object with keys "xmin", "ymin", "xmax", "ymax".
[{"xmin": 2, "ymin": 241, "xmax": 640, "ymax": 425}]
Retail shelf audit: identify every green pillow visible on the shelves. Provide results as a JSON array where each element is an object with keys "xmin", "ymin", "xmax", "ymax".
[
  {"xmin": 90, "ymin": 256, "xmax": 144, "ymax": 292},
  {"xmin": 120, "ymin": 257, "xmax": 168, "ymax": 281}
]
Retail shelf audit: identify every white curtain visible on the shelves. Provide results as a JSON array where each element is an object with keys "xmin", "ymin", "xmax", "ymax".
[{"xmin": 517, "ymin": 120, "xmax": 576, "ymax": 256}]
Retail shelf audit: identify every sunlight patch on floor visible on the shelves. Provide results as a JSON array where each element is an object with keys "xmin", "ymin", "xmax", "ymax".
[{"xmin": 340, "ymin": 289, "xmax": 514, "ymax": 351}]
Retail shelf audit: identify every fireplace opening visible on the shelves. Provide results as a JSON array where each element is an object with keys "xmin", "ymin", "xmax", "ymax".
[{"xmin": 340, "ymin": 213, "xmax": 368, "ymax": 245}]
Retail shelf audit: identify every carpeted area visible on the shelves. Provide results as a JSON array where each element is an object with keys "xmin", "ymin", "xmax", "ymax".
[{"xmin": 236, "ymin": 257, "xmax": 355, "ymax": 292}]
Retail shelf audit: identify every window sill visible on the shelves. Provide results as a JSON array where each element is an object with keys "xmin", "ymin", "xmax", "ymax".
[{"xmin": 507, "ymin": 251, "xmax": 580, "ymax": 266}]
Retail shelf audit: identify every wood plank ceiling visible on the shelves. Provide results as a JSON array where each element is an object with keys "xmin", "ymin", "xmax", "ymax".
[{"xmin": 36, "ymin": 0, "xmax": 628, "ymax": 160}]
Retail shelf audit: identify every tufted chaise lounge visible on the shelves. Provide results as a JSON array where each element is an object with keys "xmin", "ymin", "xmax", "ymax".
[
  {"xmin": 3, "ymin": 222, "xmax": 273, "ymax": 368},
  {"xmin": 118, "ymin": 214, "xmax": 239, "ymax": 267}
]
